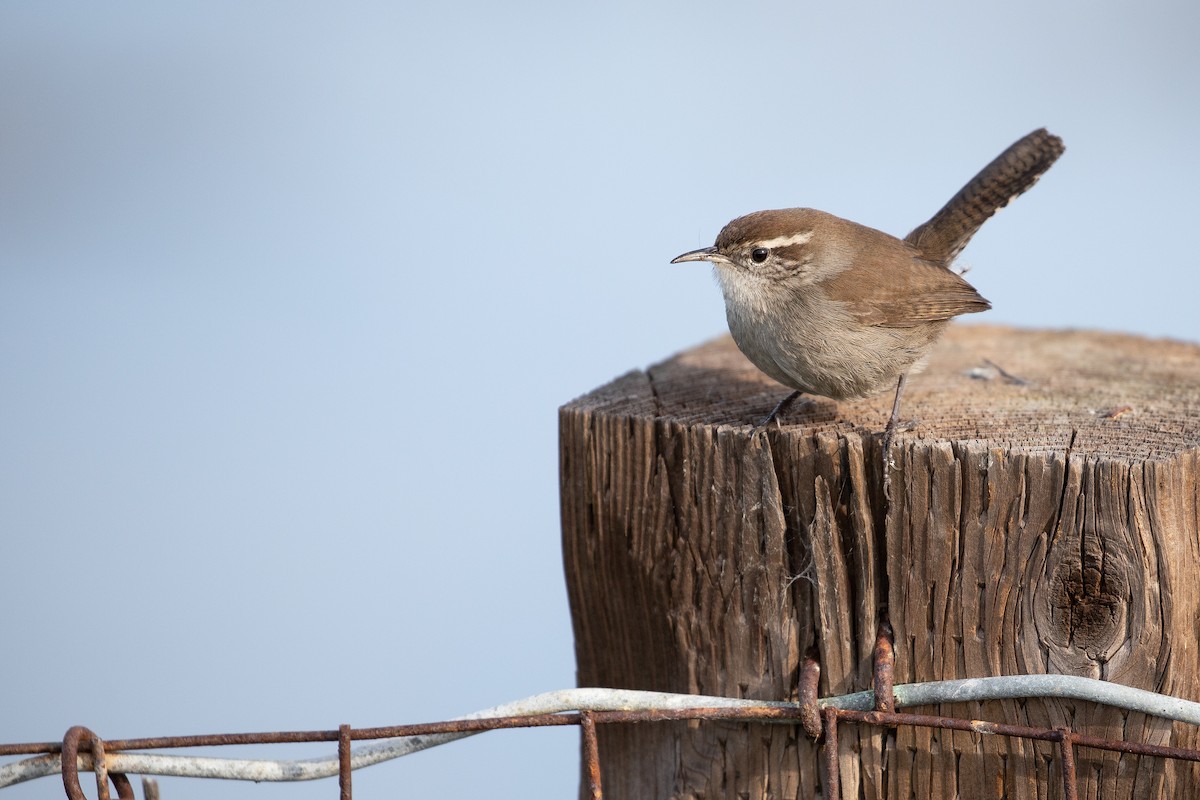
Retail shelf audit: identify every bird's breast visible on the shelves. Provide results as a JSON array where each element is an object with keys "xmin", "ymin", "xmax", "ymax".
[{"xmin": 718, "ymin": 270, "xmax": 938, "ymax": 400}]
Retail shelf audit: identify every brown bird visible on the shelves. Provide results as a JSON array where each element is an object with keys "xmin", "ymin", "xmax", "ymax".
[{"xmin": 672, "ymin": 128, "xmax": 1064, "ymax": 458}]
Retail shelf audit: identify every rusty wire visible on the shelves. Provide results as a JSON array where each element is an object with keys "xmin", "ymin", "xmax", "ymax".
[
  {"xmin": 821, "ymin": 708, "xmax": 840, "ymax": 797},
  {"xmin": 579, "ymin": 711, "xmax": 602, "ymax": 800},
  {"xmin": 337, "ymin": 724, "xmax": 351, "ymax": 800},
  {"xmin": 59, "ymin": 727, "xmax": 133, "ymax": 800},
  {"xmin": 6, "ymin": 633, "xmax": 1200, "ymax": 799}
]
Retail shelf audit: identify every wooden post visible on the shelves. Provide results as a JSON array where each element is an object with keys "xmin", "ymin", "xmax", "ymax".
[{"xmin": 559, "ymin": 324, "xmax": 1200, "ymax": 799}]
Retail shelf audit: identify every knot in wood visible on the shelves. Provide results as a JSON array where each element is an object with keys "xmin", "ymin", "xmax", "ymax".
[{"xmin": 1049, "ymin": 554, "xmax": 1129, "ymax": 660}]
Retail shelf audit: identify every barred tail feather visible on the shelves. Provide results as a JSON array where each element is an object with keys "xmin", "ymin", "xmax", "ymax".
[{"xmin": 906, "ymin": 128, "xmax": 1065, "ymax": 266}]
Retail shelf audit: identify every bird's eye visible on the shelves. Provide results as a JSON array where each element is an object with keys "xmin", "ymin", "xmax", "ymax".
[{"xmin": 750, "ymin": 247, "xmax": 769, "ymax": 264}]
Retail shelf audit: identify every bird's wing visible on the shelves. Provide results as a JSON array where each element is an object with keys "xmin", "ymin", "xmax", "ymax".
[{"xmin": 823, "ymin": 250, "xmax": 991, "ymax": 328}]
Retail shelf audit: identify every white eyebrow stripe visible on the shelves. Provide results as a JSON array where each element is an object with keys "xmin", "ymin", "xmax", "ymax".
[{"xmin": 754, "ymin": 231, "xmax": 814, "ymax": 249}]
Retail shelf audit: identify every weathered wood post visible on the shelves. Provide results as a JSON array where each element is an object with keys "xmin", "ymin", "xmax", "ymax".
[{"xmin": 560, "ymin": 324, "xmax": 1200, "ymax": 798}]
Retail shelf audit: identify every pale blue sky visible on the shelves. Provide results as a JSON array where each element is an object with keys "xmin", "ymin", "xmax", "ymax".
[{"xmin": 2, "ymin": 3, "xmax": 1198, "ymax": 798}]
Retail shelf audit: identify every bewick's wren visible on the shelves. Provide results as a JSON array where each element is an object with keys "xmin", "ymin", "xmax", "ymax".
[{"xmin": 672, "ymin": 128, "xmax": 1064, "ymax": 449}]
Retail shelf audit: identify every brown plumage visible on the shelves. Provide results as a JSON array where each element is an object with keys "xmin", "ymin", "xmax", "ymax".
[
  {"xmin": 907, "ymin": 128, "xmax": 1066, "ymax": 265},
  {"xmin": 672, "ymin": 129, "xmax": 1064, "ymax": 430}
]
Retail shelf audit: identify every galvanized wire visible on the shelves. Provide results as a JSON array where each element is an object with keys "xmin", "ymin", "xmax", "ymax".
[{"xmin": 3, "ymin": 674, "xmax": 1199, "ymax": 790}]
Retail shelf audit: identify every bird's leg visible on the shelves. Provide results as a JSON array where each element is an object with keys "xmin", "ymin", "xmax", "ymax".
[
  {"xmin": 751, "ymin": 390, "xmax": 804, "ymax": 435},
  {"xmin": 881, "ymin": 373, "xmax": 908, "ymax": 498}
]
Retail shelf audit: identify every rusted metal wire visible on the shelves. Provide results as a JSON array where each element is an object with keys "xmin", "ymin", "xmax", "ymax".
[
  {"xmin": 60, "ymin": 727, "xmax": 100, "ymax": 800},
  {"xmin": 1057, "ymin": 728, "xmax": 1079, "ymax": 800},
  {"xmin": 579, "ymin": 711, "xmax": 603, "ymax": 800},
  {"xmin": 824, "ymin": 706, "xmax": 1200, "ymax": 763},
  {"xmin": 798, "ymin": 649, "xmax": 822, "ymax": 739},
  {"xmin": 9, "ymin": 704, "xmax": 1200, "ymax": 781},
  {"xmin": 821, "ymin": 708, "xmax": 840, "ymax": 799},
  {"xmin": 872, "ymin": 620, "xmax": 895, "ymax": 713},
  {"xmin": 59, "ymin": 728, "xmax": 133, "ymax": 800},
  {"xmin": 111, "ymin": 774, "xmax": 134, "ymax": 800},
  {"xmin": 6, "ymin": 675, "xmax": 1200, "ymax": 762},
  {"xmin": 88, "ymin": 733, "xmax": 109, "ymax": 800},
  {"xmin": 338, "ymin": 724, "xmax": 352, "ymax": 800},
  {"xmin": 7, "ymin": 653, "xmax": 1200, "ymax": 798}
]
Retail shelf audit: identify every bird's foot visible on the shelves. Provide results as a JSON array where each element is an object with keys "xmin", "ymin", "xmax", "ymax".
[{"xmin": 750, "ymin": 390, "xmax": 807, "ymax": 436}]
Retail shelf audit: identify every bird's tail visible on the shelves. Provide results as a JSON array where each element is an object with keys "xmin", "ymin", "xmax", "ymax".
[{"xmin": 906, "ymin": 128, "xmax": 1065, "ymax": 266}]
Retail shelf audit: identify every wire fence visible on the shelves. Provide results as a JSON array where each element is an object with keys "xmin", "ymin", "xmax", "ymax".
[{"xmin": 4, "ymin": 625, "xmax": 1200, "ymax": 799}]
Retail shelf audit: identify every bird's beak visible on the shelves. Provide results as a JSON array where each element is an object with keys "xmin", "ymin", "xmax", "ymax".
[{"xmin": 671, "ymin": 246, "xmax": 721, "ymax": 264}]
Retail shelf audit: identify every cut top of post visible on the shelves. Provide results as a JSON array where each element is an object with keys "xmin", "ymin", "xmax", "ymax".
[{"xmin": 565, "ymin": 325, "xmax": 1200, "ymax": 462}]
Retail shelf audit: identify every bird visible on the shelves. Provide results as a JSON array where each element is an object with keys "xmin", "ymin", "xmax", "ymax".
[{"xmin": 672, "ymin": 128, "xmax": 1065, "ymax": 463}]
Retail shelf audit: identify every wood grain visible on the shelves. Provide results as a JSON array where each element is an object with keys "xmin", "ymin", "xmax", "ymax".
[{"xmin": 560, "ymin": 324, "xmax": 1200, "ymax": 799}]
